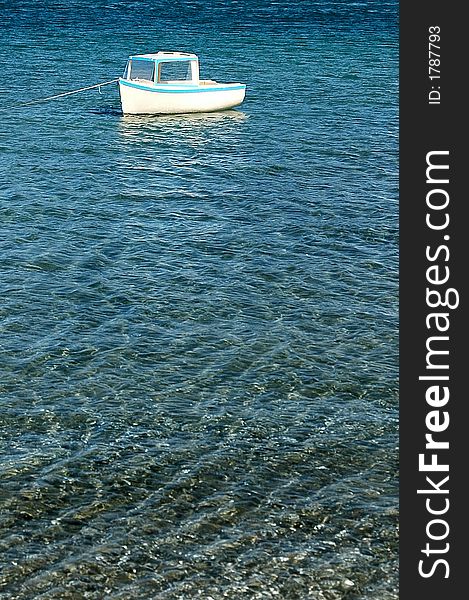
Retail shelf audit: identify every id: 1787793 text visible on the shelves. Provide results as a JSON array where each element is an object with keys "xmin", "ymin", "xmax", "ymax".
[{"xmin": 428, "ymin": 25, "xmax": 441, "ymax": 105}]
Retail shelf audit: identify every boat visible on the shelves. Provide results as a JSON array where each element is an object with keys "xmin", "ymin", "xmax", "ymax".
[{"xmin": 118, "ymin": 51, "xmax": 246, "ymax": 115}]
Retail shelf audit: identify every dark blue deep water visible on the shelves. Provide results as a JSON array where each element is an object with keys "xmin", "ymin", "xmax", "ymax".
[{"xmin": 0, "ymin": 1, "xmax": 398, "ymax": 598}]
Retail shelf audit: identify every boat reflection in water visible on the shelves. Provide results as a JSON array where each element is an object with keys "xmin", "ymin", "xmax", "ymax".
[
  {"xmin": 116, "ymin": 110, "xmax": 249, "ymax": 193},
  {"xmin": 118, "ymin": 109, "xmax": 248, "ymax": 150}
]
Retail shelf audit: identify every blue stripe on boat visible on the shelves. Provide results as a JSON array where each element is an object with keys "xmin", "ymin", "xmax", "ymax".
[{"xmin": 119, "ymin": 79, "xmax": 246, "ymax": 94}]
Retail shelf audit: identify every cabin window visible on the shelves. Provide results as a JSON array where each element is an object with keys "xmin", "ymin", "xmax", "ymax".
[
  {"xmin": 158, "ymin": 61, "xmax": 192, "ymax": 83},
  {"xmin": 129, "ymin": 60, "xmax": 155, "ymax": 82}
]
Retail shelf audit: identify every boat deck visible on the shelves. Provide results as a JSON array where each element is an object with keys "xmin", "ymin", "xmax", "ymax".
[{"xmin": 129, "ymin": 79, "xmax": 220, "ymax": 87}]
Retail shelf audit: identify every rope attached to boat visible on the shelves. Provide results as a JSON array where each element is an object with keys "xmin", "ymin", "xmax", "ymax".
[{"xmin": 9, "ymin": 79, "xmax": 119, "ymax": 109}]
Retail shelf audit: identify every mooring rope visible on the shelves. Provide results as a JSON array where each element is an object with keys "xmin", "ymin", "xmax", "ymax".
[{"xmin": 7, "ymin": 78, "xmax": 119, "ymax": 109}]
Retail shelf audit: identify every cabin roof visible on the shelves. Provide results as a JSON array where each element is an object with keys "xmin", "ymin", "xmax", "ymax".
[{"xmin": 129, "ymin": 51, "xmax": 198, "ymax": 62}]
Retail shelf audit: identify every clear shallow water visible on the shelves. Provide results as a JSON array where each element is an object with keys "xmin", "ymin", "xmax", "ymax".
[{"xmin": 0, "ymin": 1, "xmax": 398, "ymax": 598}]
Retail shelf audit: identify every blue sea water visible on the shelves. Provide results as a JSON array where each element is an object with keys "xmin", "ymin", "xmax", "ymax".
[{"xmin": 0, "ymin": 1, "xmax": 398, "ymax": 598}]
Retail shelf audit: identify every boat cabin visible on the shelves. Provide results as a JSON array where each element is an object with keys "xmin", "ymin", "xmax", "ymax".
[{"xmin": 122, "ymin": 52, "xmax": 200, "ymax": 86}]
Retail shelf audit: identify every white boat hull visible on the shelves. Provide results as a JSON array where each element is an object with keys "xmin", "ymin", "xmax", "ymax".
[{"xmin": 119, "ymin": 79, "xmax": 246, "ymax": 115}]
